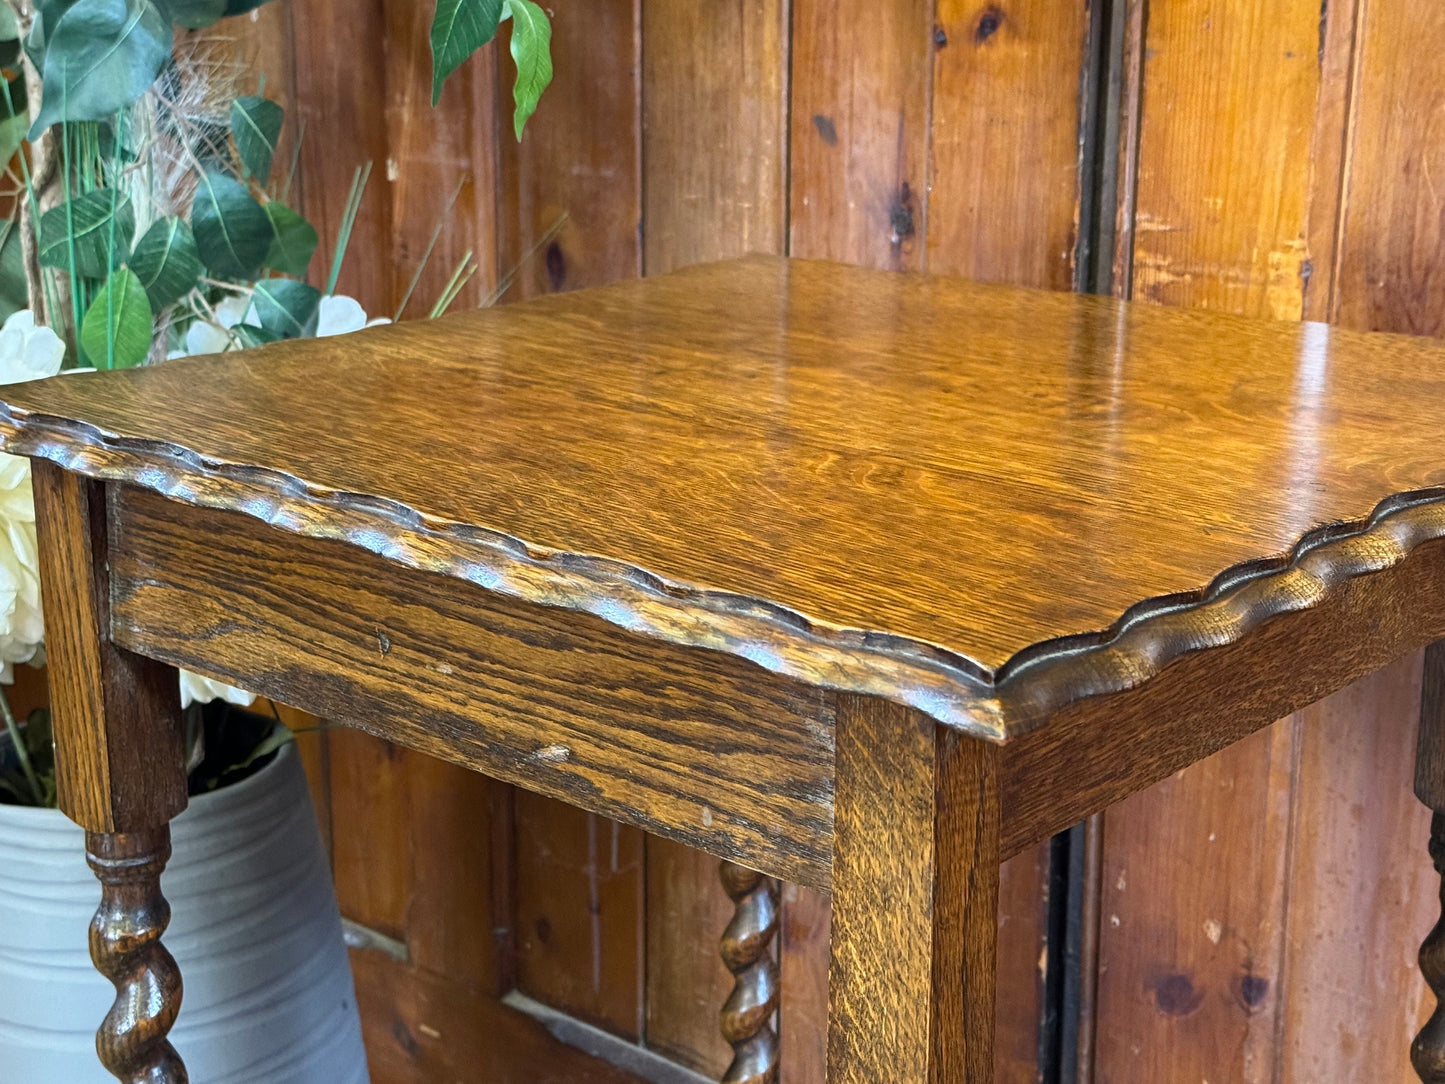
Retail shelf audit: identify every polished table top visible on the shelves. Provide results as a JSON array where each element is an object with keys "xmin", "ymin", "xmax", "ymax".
[{"xmin": 4, "ymin": 255, "xmax": 1445, "ymax": 739}]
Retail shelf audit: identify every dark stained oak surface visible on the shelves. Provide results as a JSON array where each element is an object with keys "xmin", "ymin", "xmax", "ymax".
[{"xmin": 5, "ymin": 256, "xmax": 1445, "ymax": 738}]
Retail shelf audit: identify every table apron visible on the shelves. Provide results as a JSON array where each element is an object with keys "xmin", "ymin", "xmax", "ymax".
[{"xmin": 105, "ymin": 483, "xmax": 836, "ymax": 890}]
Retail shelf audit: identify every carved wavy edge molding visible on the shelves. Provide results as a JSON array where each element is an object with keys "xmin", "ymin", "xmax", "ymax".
[{"xmin": 5, "ymin": 402, "xmax": 1445, "ymax": 743}]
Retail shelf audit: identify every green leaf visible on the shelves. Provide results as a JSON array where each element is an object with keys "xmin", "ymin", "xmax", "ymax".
[
  {"xmin": 128, "ymin": 216, "xmax": 200, "ymax": 310},
  {"xmin": 0, "ymin": 222, "xmax": 29, "ymax": 323},
  {"xmin": 250, "ymin": 277, "xmax": 319, "ymax": 339},
  {"xmin": 29, "ymin": 0, "xmax": 172, "ymax": 137},
  {"xmin": 168, "ymin": 0, "xmax": 226, "ymax": 28},
  {"xmin": 0, "ymin": 6, "xmax": 18, "ymax": 40},
  {"xmin": 430, "ymin": 0, "xmax": 502, "ymax": 106},
  {"xmin": 81, "ymin": 267, "xmax": 152, "ymax": 368},
  {"xmin": 262, "ymin": 202, "xmax": 318, "ymax": 275},
  {"xmin": 38, "ymin": 188, "xmax": 135, "ymax": 278},
  {"xmin": 501, "ymin": 0, "xmax": 551, "ymax": 140},
  {"xmin": 0, "ymin": 75, "xmax": 28, "ymax": 168},
  {"xmin": 221, "ymin": 0, "xmax": 274, "ymax": 13},
  {"xmin": 25, "ymin": 0, "xmax": 82, "ymax": 65},
  {"xmin": 232, "ymin": 322, "xmax": 279, "ymax": 347},
  {"xmin": 192, "ymin": 169, "xmax": 274, "ymax": 280},
  {"xmin": 230, "ymin": 94, "xmax": 283, "ymax": 185}
]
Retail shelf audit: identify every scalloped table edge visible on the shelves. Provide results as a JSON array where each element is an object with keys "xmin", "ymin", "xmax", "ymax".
[{"xmin": 5, "ymin": 402, "xmax": 1445, "ymax": 745}]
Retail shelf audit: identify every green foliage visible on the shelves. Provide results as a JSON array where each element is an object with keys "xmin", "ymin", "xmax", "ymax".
[
  {"xmin": 262, "ymin": 202, "xmax": 318, "ymax": 275},
  {"xmin": 231, "ymin": 94, "xmax": 282, "ymax": 185},
  {"xmin": 192, "ymin": 169, "xmax": 274, "ymax": 279},
  {"xmin": 249, "ymin": 277, "xmax": 319, "ymax": 338},
  {"xmin": 80, "ymin": 266, "xmax": 151, "ymax": 367},
  {"xmin": 129, "ymin": 216, "xmax": 201, "ymax": 311},
  {"xmin": 29, "ymin": 0, "xmax": 172, "ymax": 136},
  {"xmin": 430, "ymin": 0, "xmax": 502, "ymax": 104},
  {"xmin": 429, "ymin": 0, "xmax": 551, "ymax": 138},
  {"xmin": 0, "ymin": 224, "xmax": 28, "ymax": 322},
  {"xmin": 501, "ymin": 0, "xmax": 551, "ymax": 140},
  {"xmin": 0, "ymin": 708, "xmax": 56, "ymax": 807},
  {"xmin": 38, "ymin": 188, "xmax": 133, "ymax": 277},
  {"xmin": 232, "ymin": 322, "xmax": 279, "ymax": 346}
]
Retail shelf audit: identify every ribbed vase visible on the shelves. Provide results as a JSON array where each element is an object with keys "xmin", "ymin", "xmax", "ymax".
[{"xmin": 0, "ymin": 743, "xmax": 368, "ymax": 1083}]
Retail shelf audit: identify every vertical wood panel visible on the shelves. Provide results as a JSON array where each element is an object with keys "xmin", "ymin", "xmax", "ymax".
[
  {"xmin": 640, "ymin": 0, "xmax": 789, "ymax": 275},
  {"xmin": 789, "ymin": 0, "xmax": 933, "ymax": 269},
  {"xmin": 514, "ymin": 792, "xmax": 646, "ymax": 1039},
  {"xmin": 1119, "ymin": 0, "xmax": 1323, "ymax": 319},
  {"xmin": 1094, "ymin": 724, "xmax": 1296, "ymax": 1081},
  {"xmin": 497, "ymin": 0, "xmax": 641, "ymax": 297},
  {"xmin": 381, "ymin": 0, "xmax": 501, "ymax": 314},
  {"xmin": 1331, "ymin": 0, "xmax": 1445, "ymax": 336},
  {"xmin": 645, "ymin": 841, "xmax": 735, "ymax": 1075},
  {"xmin": 289, "ymin": 0, "xmax": 392, "ymax": 307},
  {"xmin": 928, "ymin": 0, "xmax": 1091, "ymax": 289},
  {"xmin": 1279, "ymin": 655, "xmax": 1434, "ymax": 1082}
]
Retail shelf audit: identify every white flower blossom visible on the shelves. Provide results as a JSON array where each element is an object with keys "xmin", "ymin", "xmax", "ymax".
[
  {"xmin": 317, "ymin": 295, "xmax": 391, "ymax": 337},
  {"xmin": 180, "ymin": 295, "xmax": 252, "ymax": 357},
  {"xmin": 0, "ymin": 312, "xmax": 64, "ymax": 681},
  {"xmin": 180, "ymin": 670, "xmax": 255, "ymax": 710}
]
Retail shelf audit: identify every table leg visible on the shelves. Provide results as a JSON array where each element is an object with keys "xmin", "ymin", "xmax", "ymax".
[
  {"xmin": 1417, "ymin": 641, "xmax": 1445, "ymax": 1082},
  {"xmin": 33, "ymin": 463, "xmax": 189, "ymax": 1083},
  {"xmin": 718, "ymin": 860, "xmax": 780, "ymax": 1083},
  {"xmin": 828, "ymin": 695, "xmax": 999, "ymax": 1084}
]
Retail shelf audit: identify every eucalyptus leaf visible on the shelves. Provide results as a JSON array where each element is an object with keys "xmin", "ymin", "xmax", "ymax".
[
  {"xmin": 29, "ymin": 0, "xmax": 172, "ymax": 137},
  {"xmin": 38, "ymin": 188, "xmax": 135, "ymax": 278},
  {"xmin": 25, "ymin": 0, "xmax": 82, "ymax": 66},
  {"xmin": 501, "ymin": 0, "xmax": 551, "ymax": 140},
  {"xmin": 0, "ymin": 222, "xmax": 28, "ymax": 323},
  {"xmin": 230, "ymin": 94, "xmax": 283, "ymax": 186},
  {"xmin": 232, "ymin": 322, "xmax": 280, "ymax": 347},
  {"xmin": 250, "ymin": 277, "xmax": 319, "ymax": 339},
  {"xmin": 0, "ymin": 74, "xmax": 28, "ymax": 121},
  {"xmin": 261, "ymin": 202, "xmax": 318, "ymax": 275},
  {"xmin": 192, "ymin": 169, "xmax": 274, "ymax": 279},
  {"xmin": 168, "ymin": 0, "xmax": 226, "ymax": 28},
  {"xmin": 81, "ymin": 267, "xmax": 152, "ymax": 368},
  {"xmin": 0, "ymin": 111, "xmax": 26, "ymax": 171},
  {"xmin": 430, "ymin": 0, "xmax": 502, "ymax": 106},
  {"xmin": 129, "ymin": 216, "xmax": 201, "ymax": 310}
]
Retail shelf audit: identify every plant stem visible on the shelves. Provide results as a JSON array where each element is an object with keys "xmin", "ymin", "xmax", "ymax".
[{"xmin": 0, "ymin": 684, "xmax": 42, "ymax": 806}]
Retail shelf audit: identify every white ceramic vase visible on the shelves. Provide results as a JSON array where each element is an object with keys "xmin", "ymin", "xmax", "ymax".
[{"xmin": 0, "ymin": 742, "xmax": 369, "ymax": 1083}]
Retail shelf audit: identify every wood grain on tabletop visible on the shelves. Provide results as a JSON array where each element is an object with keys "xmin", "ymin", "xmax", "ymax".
[{"xmin": 8, "ymin": 257, "xmax": 1445, "ymax": 732}]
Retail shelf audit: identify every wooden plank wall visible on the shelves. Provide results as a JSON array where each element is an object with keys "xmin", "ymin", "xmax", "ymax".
[{"xmin": 232, "ymin": 1, "xmax": 1445, "ymax": 1080}]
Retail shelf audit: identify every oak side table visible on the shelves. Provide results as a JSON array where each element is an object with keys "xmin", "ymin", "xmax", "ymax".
[{"xmin": 6, "ymin": 256, "xmax": 1445, "ymax": 1084}]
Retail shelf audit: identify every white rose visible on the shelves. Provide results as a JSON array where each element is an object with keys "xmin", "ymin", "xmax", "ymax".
[
  {"xmin": 317, "ymin": 295, "xmax": 391, "ymax": 337},
  {"xmin": 181, "ymin": 295, "xmax": 253, "ymax": 357},
  {"xmin": 179, "ymin": 669, "xmax": 255, "ymax": 710},
  {"xmin": 0, "ymin": 312, "xmax": 64, "ymax": 681}
]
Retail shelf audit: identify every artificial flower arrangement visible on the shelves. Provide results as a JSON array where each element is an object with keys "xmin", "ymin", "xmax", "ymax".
[{"xmin": 0, "ymin": 0, "xmax": 554, "ymax": 806}]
